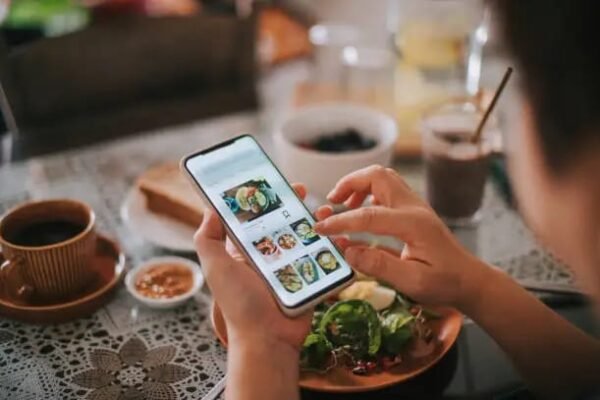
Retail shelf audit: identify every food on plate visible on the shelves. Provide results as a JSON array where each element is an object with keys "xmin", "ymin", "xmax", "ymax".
[
  {"xmin": 320, "ymin": 300, "xmax": 382, "ymax": 358},
  {"xmin": 291, "ymin": 218, "xmax": 319, "ymax": 245},
  {"xmin": 276, "ymin": 232, "xmax": 298, "ymax": 250},
  {"xmin": 339, "ymin": 281, "xmax": 396, "ymax": 311},
  {"xmin": 298, "ymin": 129, "xmax": 377, "ymax": 153},
  {"xmin": 134, "ymin": 263, "xmax": 193, "ymax": 299},
  {"xmin": 275, "ymin": 265, "xmax": 303, "ymax": 293},
  {"xmin": 315, "ymin": 250, "xmax": 340, "ymax": 273},
  {"xmin": 253, "ymin": 236, "xmax": 279, "ymax": 257},
  {"xmin": 380, "ymin": 306, "xmax": 416, "ymax": 355},
  {"xmin": 300, "ymin": 286, "xmax": 439, "ymax": 375},
  {"xmin": 137, "ymin": 163, "xmax": 203, "ymax": 226},
  {"xmin": 354, "ymin": 269, "xmax": 376, "ymax": 281},
  {"xmin": 293, "ymin": 256, "xmax": 320, "ymax": 284}
]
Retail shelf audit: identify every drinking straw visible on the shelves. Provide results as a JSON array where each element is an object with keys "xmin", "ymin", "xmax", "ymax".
[{"xmin": 471, "ymin": 67, "xmax": 513, "ymax": 143}]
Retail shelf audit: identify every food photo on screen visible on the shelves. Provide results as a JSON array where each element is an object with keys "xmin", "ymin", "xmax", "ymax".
[
  {"xmin": 291, "ymin": 255, "xmax": 320, "ymax": 285},
  {"xmin": 252, "ymin": 235, "xmax": 282, "ymax": 262},
  {"xmin": 290, "ymin": 218, "xmax": 320, "ymax": 245},
  {"xmin": 272, "ymin": 227, "xmax": 300, "ymax": 252},
  {"xmin": 312, "ymin": 248, "xmax": 341, "ymax": 274},
  {"xmin": 274, "ymin": 264, "xmax": 304, "ymax": 293},
  {"xmin": 221, "ymin": 178, "xmax": 283, "ymax": 223}
]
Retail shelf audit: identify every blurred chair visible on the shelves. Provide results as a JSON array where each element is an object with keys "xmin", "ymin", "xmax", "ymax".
[{"xmin": 0, "ymin": 13, "xmax": 258, "ymax": 160}]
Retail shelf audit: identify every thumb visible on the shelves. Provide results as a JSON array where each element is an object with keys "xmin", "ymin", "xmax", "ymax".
[
  {"xmin": 194, "ymin": 209, "xmax": 230, "ymax": 268},
  {"xmin": 196, "ymin": 209, "xmax": 225, "ymax": 240},
  {"xmin": 345, "ymin": 246, "xmax": 423, "ymax": 295}
]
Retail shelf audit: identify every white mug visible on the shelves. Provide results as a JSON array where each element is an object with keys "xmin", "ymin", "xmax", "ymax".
[{"xmin": 274, "ymin": 103, "xmax": 398, "ymax": 200}]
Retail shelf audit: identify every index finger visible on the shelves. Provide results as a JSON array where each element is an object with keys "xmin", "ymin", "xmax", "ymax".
[
  {"xmin": 327, "ymin": 165, "xmax": 411, "ymax": 207},
  {"xmin": 334, "ymin": 237, "xmax": 403, "ymax": 258},
  {"xmin": 315, "ymin": 206, "xmax": 418, "ymax": 242}
]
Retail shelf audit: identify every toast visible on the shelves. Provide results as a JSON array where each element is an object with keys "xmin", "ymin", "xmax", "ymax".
[{"xmin": 137, "ymin": 163, "xmax": 203, "ymax": 227}]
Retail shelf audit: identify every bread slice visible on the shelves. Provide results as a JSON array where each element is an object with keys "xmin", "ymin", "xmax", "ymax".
[{"xmin": 137, "ymin": 163, "xmax": 203, "ymax": 227}]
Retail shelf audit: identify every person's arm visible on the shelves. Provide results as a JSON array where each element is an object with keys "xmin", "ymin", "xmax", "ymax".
[
  {"xmin": 462, "ymin": 261, "xmax": 600, "ymax": 398},
  {"xmin": 194, "ymin": 183, "xmax": 312, "ymax": 400},
  {"xmin": 226, "ymin": 334, "xmax": 300, "ymax": 400}
]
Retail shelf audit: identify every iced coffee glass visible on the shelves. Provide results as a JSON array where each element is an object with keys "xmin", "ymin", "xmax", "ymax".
[{"xmin": 421, "ymin": 101, "xmax": 497, "ymax": 226}]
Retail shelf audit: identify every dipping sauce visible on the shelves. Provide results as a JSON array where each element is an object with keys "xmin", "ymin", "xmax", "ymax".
[{"xmin": 134, "ymin": 264, "xmax": 193, "ymax": 299}]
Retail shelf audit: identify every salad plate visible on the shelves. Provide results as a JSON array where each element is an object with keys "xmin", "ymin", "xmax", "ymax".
[{"xmin": 211, "ymin": 286, "xmax": 462, "ymax": 393}]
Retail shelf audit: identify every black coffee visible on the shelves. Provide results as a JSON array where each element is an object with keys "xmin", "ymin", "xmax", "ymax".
[{"xmin": 10, "ymin": 220, "xmax": 85, "ymax": 247}]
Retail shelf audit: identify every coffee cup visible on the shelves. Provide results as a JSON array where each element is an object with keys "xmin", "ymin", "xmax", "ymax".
[{"xmin": 0, "ymin": 199, "xmax": 97, "ymax": 302}]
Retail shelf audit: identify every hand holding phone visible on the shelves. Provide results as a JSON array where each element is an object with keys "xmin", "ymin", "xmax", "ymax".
[
  {"xmin": 195, "ymin": 207, "xmax": 313, "ymax": 346},
  {"xmin": 182, "ymin": 135, "xmax": 355, "ymax": 316}
]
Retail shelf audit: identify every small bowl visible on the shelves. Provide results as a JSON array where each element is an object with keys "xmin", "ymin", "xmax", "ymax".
[
  {"xmin": 125, "ymin": 256, "xmax": 204, "ymax": 309},
  {"xmin": 274, "ymin": 103, "xmax": 398, "ymax": 199}
]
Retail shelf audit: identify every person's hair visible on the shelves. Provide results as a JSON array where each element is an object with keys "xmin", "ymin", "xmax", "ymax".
[{"xmin": 491, "ymin": 0, "xmax": 600, "ymax": 171}]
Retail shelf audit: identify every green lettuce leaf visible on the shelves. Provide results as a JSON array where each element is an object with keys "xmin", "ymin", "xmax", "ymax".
[
  {"xmin": 381, "ymin": 309, "xmax": 415, "ymax": 354},
  {"xmin": 318, "ymin": 300, "xmax": 382, "ymax": 359},
  {"xmin": 301, "ymin": 333, "xmax": 332, "ymax": 369}
]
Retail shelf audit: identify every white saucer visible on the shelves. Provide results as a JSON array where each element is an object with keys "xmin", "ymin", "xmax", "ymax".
[{"xmin": 120, "ymin": 188, "xmax": 196, "ymax": 252}]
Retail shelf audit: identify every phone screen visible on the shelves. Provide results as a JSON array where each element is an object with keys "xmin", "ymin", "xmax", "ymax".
[{"xmin": 184, "ymin": 135, "xmax": 354, "ymax": 308}]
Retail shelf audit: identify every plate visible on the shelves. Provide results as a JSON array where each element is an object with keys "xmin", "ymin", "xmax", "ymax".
[
  {"xmin": 211, "ymin": 302, "xmax": 462, "ymax": 392},
  {"xmin": 121, "ymin": 187, "xmax": 196, "ymax": 252},
  {"xmin": 0, "ymin": 235, "xmax": 125, "ymax": 324}
]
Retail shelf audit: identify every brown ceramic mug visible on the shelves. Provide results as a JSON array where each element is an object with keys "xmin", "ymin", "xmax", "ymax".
[{"xmin": 0, "ymin": 199, "xmax": 96, "ymax": 302}]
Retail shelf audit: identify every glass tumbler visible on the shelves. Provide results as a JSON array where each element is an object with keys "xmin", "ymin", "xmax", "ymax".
[{"xmin": 421, "ymin": 101, "xmax": 498, "ymax": 226}]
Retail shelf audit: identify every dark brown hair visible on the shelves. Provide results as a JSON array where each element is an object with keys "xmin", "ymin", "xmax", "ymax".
[{"xmin": 491, "ymin": 0, "xmax": 600, "ymax": 171}]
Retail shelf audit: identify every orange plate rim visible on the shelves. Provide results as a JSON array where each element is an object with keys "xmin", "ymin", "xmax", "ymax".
[{"xmin": 210, "ymin": 301, "xmax": 462, "ymax": 393}]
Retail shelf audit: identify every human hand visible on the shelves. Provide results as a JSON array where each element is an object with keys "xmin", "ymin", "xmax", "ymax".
[
  {"xmin": 314, "ymin": 165, "xmax": 488, "ymax": 309},
  {"xmin": 194, "ymin": 184, "xmax": 312, "ymax": 351}
]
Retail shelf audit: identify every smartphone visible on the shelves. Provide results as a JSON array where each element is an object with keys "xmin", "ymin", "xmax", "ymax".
[{"xmin": 181, "ymin": 134, "xmax": 355, "ymax": 316}]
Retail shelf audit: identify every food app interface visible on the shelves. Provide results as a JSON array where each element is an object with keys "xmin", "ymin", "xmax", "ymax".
[{"xmin": 186, "ymin": 136, "xmax": 353, "ymax": 307}]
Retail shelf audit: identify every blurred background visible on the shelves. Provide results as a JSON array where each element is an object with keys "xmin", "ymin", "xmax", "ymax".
[{"xmin": 0, "ymin": 0, "xmax": 506, "ymax": 161}]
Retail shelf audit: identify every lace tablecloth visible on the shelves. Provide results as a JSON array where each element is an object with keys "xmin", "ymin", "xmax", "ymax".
[{"xmin": 0, "ymin": 112, "xmax": 574, "ymax": 400}]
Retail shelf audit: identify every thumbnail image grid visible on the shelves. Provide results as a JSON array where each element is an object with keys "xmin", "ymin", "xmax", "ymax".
[
  {"xmin": 222, "ymin": 177, "xmax": 283, "ymax": 223},
  {"xmin": 274, "ymin": 249, "xmax": 343, "ymax": 292},
  {"xmin": 251, "ymin": 219, "xmax": 320, "ymax": 264}
]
